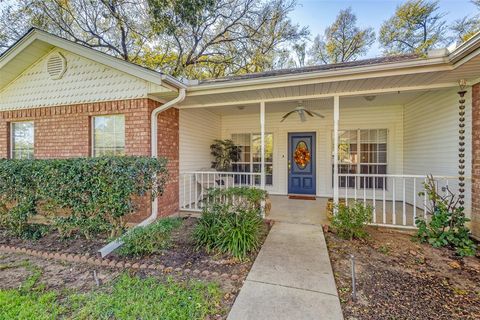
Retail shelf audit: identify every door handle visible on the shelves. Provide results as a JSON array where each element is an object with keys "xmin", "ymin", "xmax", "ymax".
[{"xmin": 288, "ymin": 160, "xmax": 291, "ymax": 170}]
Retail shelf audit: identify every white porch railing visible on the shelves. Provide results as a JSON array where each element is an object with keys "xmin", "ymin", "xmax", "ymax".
[
  {"xmin": 337, "ymin": 174, "xmax": 469, "ymax": 228},
  {"xmin": 180, "ymin": 171, "xmax": 261, "ymax": 211}
]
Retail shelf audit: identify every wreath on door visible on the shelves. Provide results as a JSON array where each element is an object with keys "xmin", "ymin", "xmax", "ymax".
[{"xmin": 294, "ymin": 142, "xmax": 311, "ymax": 169}]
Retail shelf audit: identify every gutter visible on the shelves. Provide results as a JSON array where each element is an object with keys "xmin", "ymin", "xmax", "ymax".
[{"xmin": 98, "ymin": 88, "xmax": 187, "ymax": 258}]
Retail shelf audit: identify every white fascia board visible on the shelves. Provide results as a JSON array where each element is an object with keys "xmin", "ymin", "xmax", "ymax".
[
  {"xmin": 186, "ymin": 57, "xmax": 451, "ymax": 96},
  {"xmin": 0, "ymin": 33, "xmax": 42, "ymax": 69},
  {"xmin": 0, "ymin": 29, "xmax": 187, "ymax": 89},
  {"xmin": 449, "ymin": 31, "xmax": 480, "ymax": 64}
]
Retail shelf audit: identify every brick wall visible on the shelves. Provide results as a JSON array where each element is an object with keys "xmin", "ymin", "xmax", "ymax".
[
  {"xmin": 472, "ymin": 83, "xmax": 480, "ymax": 239},
  {"xmin": 0, "ymin": 98, "xmax": 179, "ymax": 222}
]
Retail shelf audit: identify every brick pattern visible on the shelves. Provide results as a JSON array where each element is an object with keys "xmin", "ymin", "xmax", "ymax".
[
  {"xmin": 471, "ymin": 83, "xmax": 480, "ymax": 239},
  {"xmin": 0, "ymin": 98, "xmax": 179, "ymax": 222}
]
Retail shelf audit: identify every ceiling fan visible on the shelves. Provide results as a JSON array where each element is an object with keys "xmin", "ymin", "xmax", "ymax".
[{"xmin": 280, "ymin": 101, "xmax": 325, "ymax": 122}]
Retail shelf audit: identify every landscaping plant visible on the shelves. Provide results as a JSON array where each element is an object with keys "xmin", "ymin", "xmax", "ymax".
[
  {"xmin": 331, "ymin": 202, "xmax": 373, "ymax": 240},
  {"xmin": 194, "ymin": 187, "xmax": 267, "ymax": 260},
  {"xmin": 0, "ymin": 157, "xmax": 168, "ymax": 239},
  {"xmin": 118, "ymin": 217, "xmax": 182, "ymax": 257},
  {"xmin": 210, "ymin": 139, "xmax": 241, "ymax": 171},
  {"xmin": 415, "ymin": 175, "xmax": 477, "ymax": 257}
]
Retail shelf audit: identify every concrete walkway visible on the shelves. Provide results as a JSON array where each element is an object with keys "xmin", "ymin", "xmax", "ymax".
[{"xmin": 227, "ymin": 221, "xmax": 344, "ymax": 320}]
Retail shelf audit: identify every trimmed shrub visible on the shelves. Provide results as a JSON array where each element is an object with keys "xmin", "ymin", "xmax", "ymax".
[
  {"xmin": 331, "ymin": 202, "xmax": 373, "ymax": 240},
  {"xmin": 0, "ymin": 157, "xmax": 168, "ymax": 239},
  {"xmin": 118, "ymin": 218, "xmax": 182, "ymax": 257},
  {"xmin": 194, "ymin": 187, "xmax": 267, "ymax": 260}
]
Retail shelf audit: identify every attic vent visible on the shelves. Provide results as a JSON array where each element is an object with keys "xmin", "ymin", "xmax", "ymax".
[{"xmin": 46, "ymin": 52, "xmax": 67, "ymax": 80}]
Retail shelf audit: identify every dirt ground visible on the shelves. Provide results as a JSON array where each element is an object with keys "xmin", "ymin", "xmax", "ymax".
[
  {"xmin": 109, "ymin": 217, "xmax": 271, "ymax": 276},
  {"xmin": 0, "ymin": 217, "xmax": 271, "ymax": 318},
  {"xmin": 0, "ymin": 228, "xmax": 108, "ymax": 256},
  {"xmin": 326, "ymin": 227, "xmax": 480, "ymax": 320}
]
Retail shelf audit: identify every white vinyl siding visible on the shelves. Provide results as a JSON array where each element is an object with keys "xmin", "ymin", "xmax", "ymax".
[
  {"xmin": 220, "ymin": 104, "xmax": 404, "ymax": 196},
  {"xmin": 179, "ymin": 108, "xmax": 221, "ymax": 206},
  {"xmin": 403, "ymin": 87, "xmax": 472, "ymax": 216},
  {"xmin": 0, "ymin": 49, "xmax": 149, "ymax": 111}
]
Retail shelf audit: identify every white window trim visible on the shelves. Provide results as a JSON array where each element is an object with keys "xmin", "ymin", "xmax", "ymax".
[
  {"xmin": 231, "ymin": 132, "xmax": 274, "ymax": 186},
  {"xmin": 91, "ymin": 114, "xmax": 126, "ymax": 157},
  {"xmin": 10, "ymin": 121, "xmax": 34, "ymax": 159},
  {"xmin": 332, "ymin": 128, "xmax": 389, "ymax": 189}
]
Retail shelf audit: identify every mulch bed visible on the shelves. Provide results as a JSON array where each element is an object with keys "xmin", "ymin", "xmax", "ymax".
[
  {"xmin": 325, "ymin": 227, "xmax": 480, "ymax": 320},
  {"xmin": 0, "ymin": 217, "xmax": 271, "ymax": 277},
  {"xmin": 109, "ymin": 217, "xmax": 271, "ymax": 275},
  {"xmin": 0, "ymin": 228, "xmax": 108, "ymax": 257}
]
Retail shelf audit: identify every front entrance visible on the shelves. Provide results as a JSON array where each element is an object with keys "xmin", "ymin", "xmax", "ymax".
[{"xmin": 288, "ymin": 132, "xmax": 316, "ymax": 195}]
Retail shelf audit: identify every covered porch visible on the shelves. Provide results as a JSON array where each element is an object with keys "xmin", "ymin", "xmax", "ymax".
[
  {"xmin": 177, "ymin": 88, "xmax": 471, "ymax": 228},
  {"xmin": 171, "ymin": 48, "xmax": 479, "ymax": 229}
]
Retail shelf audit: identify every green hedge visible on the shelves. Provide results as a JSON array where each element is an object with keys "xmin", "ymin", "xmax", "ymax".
[{"xmin": 0, "ymin": 157, "xmax": 168, "ymax": 239}]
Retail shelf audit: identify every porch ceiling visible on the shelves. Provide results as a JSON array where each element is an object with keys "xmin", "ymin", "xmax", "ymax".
[{"xmin": 206, "ymin": 91, "xmax": 425, "ymax": 116}]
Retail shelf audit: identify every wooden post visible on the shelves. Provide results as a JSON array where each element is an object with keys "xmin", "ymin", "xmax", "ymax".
[
  {"xmin": 260, "ymin": 101, "xmax": 266, "ymax": 190},
  {"xmin": 333, "ymin": 96, "xmax": 340, "ymax": 211}
]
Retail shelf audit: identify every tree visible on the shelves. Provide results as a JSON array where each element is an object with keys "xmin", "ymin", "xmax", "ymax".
[
  {"xmin": 145, "ymin": 0, "xmax": 308, "ymax": 77},
  {"xmin": 0, "ymin": 0, "xmax": 308, "ymax": 79},
  {"xmin": 0, "ymin": 0, "xmax": 149, "ymax": 61},
  {"xmin": 308, "ymin": 8, "xmax": 375, "ymax": 65},
  {"xmin": 450, "ymin": 0, "xmax": 480, "ymax": 43},
  {"xmin": 379, "ymin": 0, "xmax": 448, "ymax": 55}
]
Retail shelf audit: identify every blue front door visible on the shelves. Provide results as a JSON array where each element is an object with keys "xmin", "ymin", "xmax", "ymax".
[{"xmin": 288, "ymin": 132, "xmax": 316, "ymax": 195}]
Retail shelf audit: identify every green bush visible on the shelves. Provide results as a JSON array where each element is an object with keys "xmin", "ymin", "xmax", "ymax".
[
  {"xmin": 194, "ymin": 202, "xmax": 264, "ymax": 260},
  {"xmin": 331, "ymin": 202, "xmax": 373, "ymax": 240},
  {"xmin": 416, "ymin": 176, "xmax": 477, "ymax": 257},
  {"xmin": 0, "ymin": 157, "xmax": 168, "ymax": 239},
  {"xmin": 206, "ymin": 187, "xmax": 268, "ymax": 212},
  {"xmin": 118, "ymin": 218, "xmax": 182, "ymax": 257}
]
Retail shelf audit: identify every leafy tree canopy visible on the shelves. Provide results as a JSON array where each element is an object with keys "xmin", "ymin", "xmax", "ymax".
[
  {"xmin": 450, "ymin": 0, "xmax": 480, "ymax": 43},
  {"xmin": 0, "ymin": 0, "xmax": 308, "ymax": 79},
  {"xmin": 379, "ymin": 0, "xmax": 448, "ymax": 55},
  {"xmin": 308, "ymin": 7, "xmax": 375, "ymax": 64}
]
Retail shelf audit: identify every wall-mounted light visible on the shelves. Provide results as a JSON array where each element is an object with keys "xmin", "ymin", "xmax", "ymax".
[
  {"xmin": 458, "ymin": 79, "xmax": 467, "ymax": 92},
  {"xmin": 364, "ymin": 95, "xmax": 376, "ymax": 102}
]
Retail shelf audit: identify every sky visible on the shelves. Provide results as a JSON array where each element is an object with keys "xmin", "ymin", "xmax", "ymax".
[{"xmin": 290, "ymin": 0, "xmax": 478, "ymax": 57}]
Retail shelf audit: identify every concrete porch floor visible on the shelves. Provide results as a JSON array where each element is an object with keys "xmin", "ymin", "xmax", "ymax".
[{"xmin": 268, "ymin": 195, "xmax": 330, "ymax": 225}]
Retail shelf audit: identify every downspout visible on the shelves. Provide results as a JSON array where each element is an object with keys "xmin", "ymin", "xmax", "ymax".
[
  {"xmin": 140, "ymin": 88, "xmax": 186, "ymax": 226},
  {"xmin": 98, "ymin": 88, "xmax": 186, "ymax": 257}
]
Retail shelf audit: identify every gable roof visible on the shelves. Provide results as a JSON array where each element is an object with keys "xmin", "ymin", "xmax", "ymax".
[{"xmin": 0, "ymin": 28, "xmax": 185, "ymax": 92}]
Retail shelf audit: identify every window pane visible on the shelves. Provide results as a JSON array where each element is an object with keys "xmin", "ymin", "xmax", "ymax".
[
  {"xmin": 231, "ymin": 133, "xmax": 273, "ymax": 186},
  {"xmin": 93, "ymin": 115, "xmax": 125, "ymax": 157},
  {"xmin": 11, "ymin": 122, "xmax": 34, "ymax": 159},
  {"xmin": 333, "ymin": 128, "xmax": 388, "ymax": 189}
]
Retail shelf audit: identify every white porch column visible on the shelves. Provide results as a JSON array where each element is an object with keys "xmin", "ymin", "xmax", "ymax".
[
  {"xmin": 260, "ymin": 101, "xmax": 266, "ymax": 190},
  {"xmin": 333, "ymin": 96, "xmax": 340, "ymax": 209}
]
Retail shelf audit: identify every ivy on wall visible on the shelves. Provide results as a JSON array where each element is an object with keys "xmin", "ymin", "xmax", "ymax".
[{"xmin": 0, "ymin": 157, "xmax": 168, "ymax": 239}]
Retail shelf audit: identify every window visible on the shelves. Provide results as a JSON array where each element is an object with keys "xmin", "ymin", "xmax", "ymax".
[
  {"xmin": 333, "ymin": 129, "xmax": 387, "ymax": 189},
  {"xmin": 92, "ymin": 115, "xmax": 125, "ymax": 156},
  {"xmin": 11, "ymin": 122, "xmax": 34, "ymax": 159},
  {"xmin": 231, "ymin": 133, "xmax": 273, "ymax": 186}
]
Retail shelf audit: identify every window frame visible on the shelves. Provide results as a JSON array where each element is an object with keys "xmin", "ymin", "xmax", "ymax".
[
  {"xmin": 10, "ymin": 121, "xmax": 35, "ymax": 159},
  {"xmin": 231, "ymin": 132, "xmax": 274, "ymax": 186},
  {"xmin": 332, "ymin": 128, "xmax": 388, "ymax": 189},
  {"xmin": 91, "ymin": 114, "xmax": 126, "ymax": 157}
]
